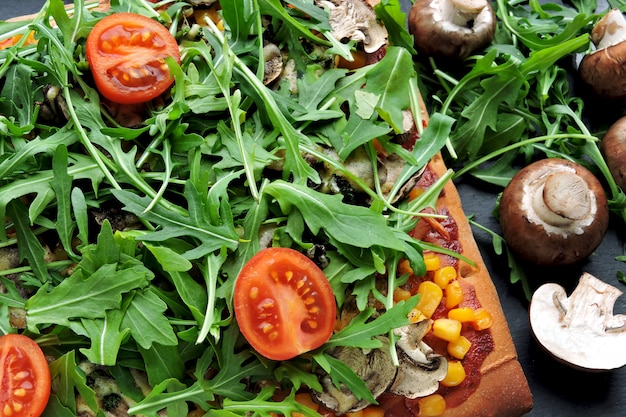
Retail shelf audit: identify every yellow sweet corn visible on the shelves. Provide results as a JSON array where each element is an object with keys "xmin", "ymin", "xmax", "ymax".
[
  {"xmin": 417, "ymin": 394, "xmax": 446, "ymax": 416},
  {"xmin": 398, "ymin": 259, "xmax": 414, "ymax": 276},
  {"xmin": 416, "ymin": 281, "xmax": 443, "ymax": 318},
  {"xmin": 423, "ymin": 253, "xmax": 441, "ymax": 271},
  {"xmin": 359, "ymin": 406, "xmax": 386, "ymax": 417},
  {"xmin": 472, "ymin": 308, "xmax": 493, "ymax": 330},
  {"xmin": 393, "ymin": 287, "xmax": 412, "ymax": 303},
  {"xmin": 448, "ymin": 307, "xmax": 475, "ymax": 323},
  {"xmin": 432, "ymin": 318, "xmax": 462, "ymax": 342},
  {"xmin": 444, "ymin": 280, "xmax": 463, "ymax": 309},
  {"xmin": 441, "ymin": 360, "xmax": 466, "ymax": 387},
  {"xmin": 433, "ymin": 265, "xmax": 457, "ymax": 288},
  {"xmin": 448, "ymin": 335, "xmax": 472, "ymax": 359},
  {"xmin": 408, "ymin": 308, "xmax": 427, "ymax": 324}
]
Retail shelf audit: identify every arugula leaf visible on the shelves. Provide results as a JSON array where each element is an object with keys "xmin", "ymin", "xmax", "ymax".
[
  {"xmin": 264, "ymin": 180, "xmax": 405, "ymax": 250},
  {"xmin": 48, "ymin": 350, "xmax": 99, "ymax": 413},
  {"xmin": 112, "ymin": 186, "xmax": 240, "ymax": 260},
  {"xmin": 6, "ymin": 199, "xmax": 48, "ymax": 282},
  {"xmin": 325, "ymin": 297, "xmax": 418, "ymax": 349}
]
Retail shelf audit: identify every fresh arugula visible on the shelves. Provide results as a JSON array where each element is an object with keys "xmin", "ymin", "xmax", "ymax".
[
  {"xmin": 0, "ymin": 0, "xmax": 456, "ymax": 415},
  {"xmin": 416, "ymin": 0, "xmax": 626, "ymax": 295}
]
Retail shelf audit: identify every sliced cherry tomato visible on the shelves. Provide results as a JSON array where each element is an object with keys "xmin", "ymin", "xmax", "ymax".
[
  {"xmin": 0, "ymin": 334, "xmax": 51, "ymax": 417},
  {"xmin": 234, "ymin": 247, "xmax": 337, "ymax": 361},
  {"xmin": 85, "ymin": 12, "xmax": 181, "ymax": 104}
]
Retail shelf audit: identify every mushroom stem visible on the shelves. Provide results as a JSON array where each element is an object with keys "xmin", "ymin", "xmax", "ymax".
[
  {"xmin": 591, "ymin": 9, "xmax": 626, "ymax": 49},
  {"xmin": 450, "ymin": 0, "xmax": 488, "ymax": 24},
  {"xmin": 531, "ymin": 171, "xmax": 592, "ymax": 227}
]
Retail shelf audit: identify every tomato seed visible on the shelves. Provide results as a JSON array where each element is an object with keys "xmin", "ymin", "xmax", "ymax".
[
  {"xmin": 284, "ymin": 270, "xmax": 293, "ymax": 282},
  {"xmin": 3, "ymin": 404, "xmax": 13, "ymax": 416},
  {"xmin": 261, "ymin": 323, "xmax": 274, "ymax": 333},
  {"xmin": 304, "ymin": 296, "xmax": 316, "ymax": 305},
  {"xmin": 12, "ymin": 371, "xmax": 29, "ymax": 380},
  {"xmin": 11, "ymin": 403, "xmax": 21, "ymax": 413},
  {"xmin": 307, "ymin": 320, "xmax": 318, "ymax": 329},
  {"xmin": 268, "ymin": 332, "xmax": 279, "ymax": 341},
  {"xmin": 249, "ymin": 287, "xmax": 259, "ymax": 299},
  {"xmin": 308, "ymin": 306, "xmax": 320, "ymax": 314},
  {"xmin": 12, "ymin": 389, "xmax": 26, "ymax": 397},
  {"xmin": 101, "ymin": 40, "xmax": 113, "ymax": 53}
]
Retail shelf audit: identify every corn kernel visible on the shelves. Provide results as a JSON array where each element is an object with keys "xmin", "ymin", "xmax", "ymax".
[
  {"xmin": 432, "ymin": 318, "xmax": 462, "ymax": 342},
  {"xmin": 408, "ymin": 308, "xmax": 427, "ymax": 324},
  {"xmin": 433, "ymin": 266, "xmax": 457, "ymax": 288},
  {"xmin": 441, "ymin": 360, "xmax": 466, "ymax": 387},
  {"xmin": 448, "ymin": 335, "xmax": 472, "ymax": 359},
  {"xmin": 472, "ymin": 308, "xmax": 493, "ymax": 330},
  {"xmin": 423, "ymin": 253, "xmax": 441, "ymax": 271},
  {"xmin": 398, "ymin": 259, "xmax": 414, "ymax": 276},
  {"xmin": 416, "ymin": 281, "xmax": 443, "ymax": 318},
  {"xmin": 393, "ymin": 287, "xmax": 412, "ymax": 303},
  {"xmin": 408, "ymin": 187, "xmax": 424, "ymax": 201},
  {"xmin": 444, "ymin": 280, "xmax": 463, "ymax": 309},
  {"xmin": 417, "ymin": 394, "xmax": 446, "ymax": 416},
  {"xmin": 361, "ymin": 406, "xmax": 385, "ymax": 417},
  {"xmin": 294, "ymin": 393, "xmax": 319, "ymax": 412},
  {"xmin": 448, "ymin": 307, "xmax": 475, "ymax": 322}
]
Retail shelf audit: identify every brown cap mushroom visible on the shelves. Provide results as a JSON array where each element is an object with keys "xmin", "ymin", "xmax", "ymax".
[
  {"xmin": 601, "ymin": 115, "xmax": 626, "ymax": 190},
  {"xmin": 499, "ymin": 158, "xmax": 609, "ymax": 266},
  {"xmin": 579, "ymin": 9, "xmax": 626, "ymax": 99},
  {"xmin": 408, "ymin": 0, "xmax": 496, "ymax": 60},
  {"xmin": 529, "ymin": 272, "xmax": 626, "ymax": 371}
]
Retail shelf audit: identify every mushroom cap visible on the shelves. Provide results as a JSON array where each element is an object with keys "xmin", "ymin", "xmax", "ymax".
[
  {"xmin": 499, "ymin": 158, "xmax": 609, "ymax": 266},
  {"xmin": 529, "ymin": 272, "xmax": 626, "ymax": 371},
  {"xmin": 601, "ymin": 115, "xmax": 626, "ymax": 190},
  {"xmin": 408, "ymin": 0, "xmax": 496, "ymax": 60},
  {"xmin": 319, "ymin": 0, "xmax": 389, "ymax": 54},
  {"xmin": 579, "ymin": 9, "xmax": 626, "ymax": 99}
]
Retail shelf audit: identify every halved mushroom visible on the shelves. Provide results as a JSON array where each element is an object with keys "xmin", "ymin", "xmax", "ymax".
[
  {"xmin": 389, "ymin": 321, "xmax": 448, "ymax": 399},
  {"xmin": 263, "ymin": 43, "xmax": 284, "ymax": 86},
  {"xmin": 529, "ymin": 272, "xmax": 626, "ymax": 371},
  {"xmin": 499, "ymin": 158, "xmax": 609, "ymax": 266},
  {"xmin": 408, "ymin": 0, "xmax": 496, "ymax": 60},
  {"xmin": 313, "ymin": 321, "xmax": 446, "ymax": 413},
  {"xmin": 579, "ymin": 9, "xmax": 626, "ymax": 100},
  {"xmin": 317, "ymin": 0, "xmax": 389, "ymax": 54},
  {"xmin": 313, "ymin": 337, "xmax": 397, "ymax": 414}
]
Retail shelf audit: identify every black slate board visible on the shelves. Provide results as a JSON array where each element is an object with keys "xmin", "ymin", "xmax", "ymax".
[{"xmin": 2, "ymin": 1, "xmax": 626, "ymax": 416}]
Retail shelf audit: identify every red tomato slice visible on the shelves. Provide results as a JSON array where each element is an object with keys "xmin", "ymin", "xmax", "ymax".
[
  {"xmin": 234, "ymin": 247, "xmax": 337, "ymax": 361},
  {"xmin": 0, "ymin": 334, "xmax": 51, "ymax": 417},
  {"xmin": 85, "ymin": 13, "xmax": 181, "ymax": 104}
]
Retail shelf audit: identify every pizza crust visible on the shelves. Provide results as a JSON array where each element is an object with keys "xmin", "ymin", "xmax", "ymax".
[{"xmin": 430, "ymin": 152, "xmax": 533, "ymax": 417}]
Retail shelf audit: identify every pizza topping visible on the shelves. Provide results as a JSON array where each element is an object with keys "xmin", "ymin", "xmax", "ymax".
[
  {"xmin": 389, "ymin": 321, "xmax": 448, "ymax": 399},
  {"xmin": 233, "ymin": 247, "xmax": 337, "ymax": 361},
  {"xmin": 314, "ymin": 320, "xmax": 447, "ymax": 414},
  {"xmin": 318, "ymin": 0, "xmax": 389, "ymax": 53},
  {"xmin": 529, "ymin": 272, "xmax": 626, "ymax": 371},
  {"xmin": 314, "ymin": 338, "xmax": 396, "ymax": 414},
  {"xmin": 408, "ymin": 0, "xmax": 496, "ymax": 60},
  {"xmin": 0, "ymin": 334, "xmax": 51, "ymax": 417},
  {"xmin": 499, "ymin": 158, "xmax": 609, "ymax": 266},
  {"xmin": 85, "ymin": 12, "xmax": 181, "ymax": 104}
]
